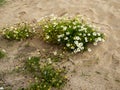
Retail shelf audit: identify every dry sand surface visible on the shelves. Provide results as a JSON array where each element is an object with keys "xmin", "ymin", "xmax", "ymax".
[{"xmin": 0, "ymin": 0, "xmax": 120, "ymax": 90}]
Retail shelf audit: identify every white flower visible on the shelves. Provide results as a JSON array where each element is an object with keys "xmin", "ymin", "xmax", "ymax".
[
  {"xmin": 26, "ymin": 34, "xmax": 29, "ymax": 37},
  {"xmin": 53, "ymin": 22, "xmax": 58, "ymax": 26},
  {"xmin": 93, "ymin": 32, "xmax": 97, "ymax": 36},
  {"xmin": 88, "ymin": 48, "xmax": 92, "ymax": 52},
  {"xmin": 74, "ymin": 49, "xmax": 77, "ymax": 53},
  {"xmin": 85, "ymin": 37, "xmax": 88, "ymax": 42},
  {"xmin": 53, "ymin": 51, "xmax": 57, "ymax": 55},
  {"xmin": 73, "ymin": 26, "xmax": 77, "ymax": 29},
  {"xmin": 57, "ymin": 34, "xmax": 64, "ymax": 38},
  {"xmin": 73, "ymin": 22, "xmax": 76, "ymax": 25},
  {"xmin": 87, "ymin": 33, "xmax": 91, "ymax": 36},
  {"xmin": 74, "ymin": 41, "xmax": 79, "ymax": 45},
  {"xmin": 81, "ymin": 46, "xmax": 84, "ymax": 50},
  {"xmin": 47, "ymin": 58, "xmax": 52, "ymax": 64},
  {"xmin": 79, "ymin": 43, "xmax": 83, "ymax": 46},
  {"xmin": 28, "ymin": 57, "xmax": 31, "ymax": 60},
  {"xmin": 76, "ymin": 48, "xmax": 81, "ymax": 52},
  {"xmin": 97, "ymin": 33, "xmax": 101, "ymax": 36},
  {"xmin": 75, "ymin": 36, "xmax": 80, "ymax": 40},
  {"xmin": 57, "ymin": 39, "xmax": 61, "ymax": 42},
  {"xmin": 0, "ymin": 87, "xmax": 4, "ymax": 90},
  {"xmin": 66, "ymin": 43, "xmax": 70, "ymax": 47},
  {"xmin": 46, "ymin": 35, "xmax": 50, "ymax": 39},
  {"xmin": 64, "ymin": 37, "xmax": 68, "ymax": 40},
  {"xmin": 71, "ymin": 46, "xmax": 75, "ymax": 49},
  {"xmin": 66, "ymin": 32, "xmax": 70, "ymax": 35},
  {"xmin": 78, "ymin": 29, "xmax": 82, "ymax": 31},
  {"xmin": 13, "ymin": 30, "xmax": 18, "ymax": 34},
  {"xmin": 57, "ymin": 35, "xmax": 61, "ymax": 38},
  {"xmin": 93, "ymin": 42, "xmax": 97, "ymax": 46},
  {"xmin": 81, "ymin": 25, "xmax": 85, "ymax": 29},
  {"xmin": 63, "ymin": 26, "xmax": 67, "ymax": 31},
  {"xmin": 83, "ymin": 34, "xmax": 86, "ymax": 36},
  {"xmin": 2, "ymin": 49, "xmax": 6, "ymax": 53},
  {"xmin": 69, "ymin": 25, "xmax": 71, "ymax": 28},
  {"xmin": 97, "ymin": 37, "xmax": 102, "ymax": 41},
  {"xmin": 74, "ymin": 36, "xmax": 81, "ymax": 40},
  {"xmin": 45, "ymin": 25, "xmax": 48, "ymax": 28}
]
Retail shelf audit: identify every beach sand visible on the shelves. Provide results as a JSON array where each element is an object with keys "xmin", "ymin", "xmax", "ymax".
[{"xmin": 0, "ymin": 0, "xmax": 120, "ymax": 90}]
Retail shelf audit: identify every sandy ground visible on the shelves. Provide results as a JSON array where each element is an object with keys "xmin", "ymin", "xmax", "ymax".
[{"xmin": 0, "ymin": 0, "xmax": 120, "ymax": 90}]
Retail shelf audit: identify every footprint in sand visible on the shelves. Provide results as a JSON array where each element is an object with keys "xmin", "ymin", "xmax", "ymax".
[{"xmin": 111, "ymin": 52, "xmax": 120, "ymax": 71}]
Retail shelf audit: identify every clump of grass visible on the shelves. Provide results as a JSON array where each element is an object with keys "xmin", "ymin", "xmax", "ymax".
[
  {"xmin": 2, "ymin": 22, "xmax": 36, "ymax": 41},
  {"xmin": 39, "ymin": 15, "xmax": 105, "ymax": 53},
  {"xmin": 0, "ymin": 0, "xmax": 6, "ymax": 6},
  {"xmin": 21, "ymin": 56, "xmax": 67, "ymax": 90},
  {"xmin": 0, "ymin": 50, "xmax": 5, "ymax": 59}
]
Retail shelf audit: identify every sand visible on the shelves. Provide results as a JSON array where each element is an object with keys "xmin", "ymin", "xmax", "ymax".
[{"xmin": 0, "ymin": 0, "xmax": 120, "ymax": 90}]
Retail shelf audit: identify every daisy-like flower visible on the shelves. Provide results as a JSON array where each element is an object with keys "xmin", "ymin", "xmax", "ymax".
[
  {"xmin": 73, "ymin": 22, "xmax": 76, "ymax": 25},
  {"xmin": 64, "ymin": 37, "xmax": 68, "ymax": 40},
  {"xmin": 74, "ymin": 41, "xmax": 79, "ymax": 45},
  {"xmin": 69, "ymin": 25, "xmax": 71, "ymax": 28},
  {"xmin": 93, "ymin": 42, "xmax": 97, "ymax": 46},
  {"xmin": 80, "ymin": 46, "xmax": 84, "ymax": 50},
  {"xmin": 45, "ymin": 25, "xmax": 48, "ymax": 28},
  {"xmin": 85, "ymin": 37, "xmax": 88, "ymax": 42},
  {"xmin": 66, "ymin": 32, "xmax": 70, "ymax": 35},
  {"xmin": 66, "ymin": 43, "xmax": 70, "ymax": 47},
  {"xmin": 97, "ymin": 33, "xmax": 101, "ymax": 36},
  {"xmin": 73, "ymin": 26, "xmax": 77, "ymax": 29},
  {"xmin": 93, "ymin": 32, "xmax": 97, "ymax": 36},
  {"xmin": 74, "ymin": 36, "xmax": 80, "ymax": 40},
  {"xmin": 97, "ymin": 37, "xmax": 102, "ymax": 41},
  {"xmin": 102, "ymin": 39, "xmax": 105, "ymax": 42},
  {"xmin": 63, "ymin": 26, "xmax": 67, "ymax": 31},
  {"xmin": 57, "ymin": 39, "xmax": 61, "ymax": 42},
  {"xmin": 83, "ymin": 34, "xmax": 86, "ymax": 36},
  {"xmin": 87, "ymin": 33, "xmax": 91, "ymax": 36},
  {"xmin": 46, "ymin": 35, "xmax": 50, "ymax": 39},
  {"xmin": 88, "ymin": 48, "xmax": 92, "ymax": 52},
  {"xmin": 71, "ymin": 46, "xmax": 75, "ymax": 49},
  {"xmin": 0, "ymin": 87, "xmax": 4, "ymax": 90},
  {"xmin": 53, "ymin": 51, "xmax": 57, "ymax": 55},
  {"xmin": 81, "ymin": 25, "xmax": 85, "ymax": 29},
  {"xmin": 2, "ymin": 49, "xmax": 6, "ymax": 53}
]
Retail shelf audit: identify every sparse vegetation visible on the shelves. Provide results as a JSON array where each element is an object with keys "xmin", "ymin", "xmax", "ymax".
[
  {"xmin": 19, "ymin": 56, "xmax": 67, "ymax": 90},
  {"xmin": 2, "ymin": 22, "xmax": 36, "ymax": 40}
]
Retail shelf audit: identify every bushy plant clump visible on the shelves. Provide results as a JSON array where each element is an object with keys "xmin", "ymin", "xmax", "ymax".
[
  {"xmin": 2, "ymin": 22, "xmax": 36, "ymax": 40},
  {"xmin": 22, "ymin": 56, "xmax": 67, "ymax": 90},
  {"xmin": 40, "ymin": 15, "xmax": 105, "ymax": 53}
]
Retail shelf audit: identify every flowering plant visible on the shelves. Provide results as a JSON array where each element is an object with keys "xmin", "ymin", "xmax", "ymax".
[
  {"xmin": 39, "ymin": 15, "xmax": 105, "ymax": 53},
  {"xmin": 23, "ymin": 56, "xmax": 67, "ymax": 90},
  {"xmin": 2, "ymin": 22, "xmax": 36, "ymax": 40}
]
